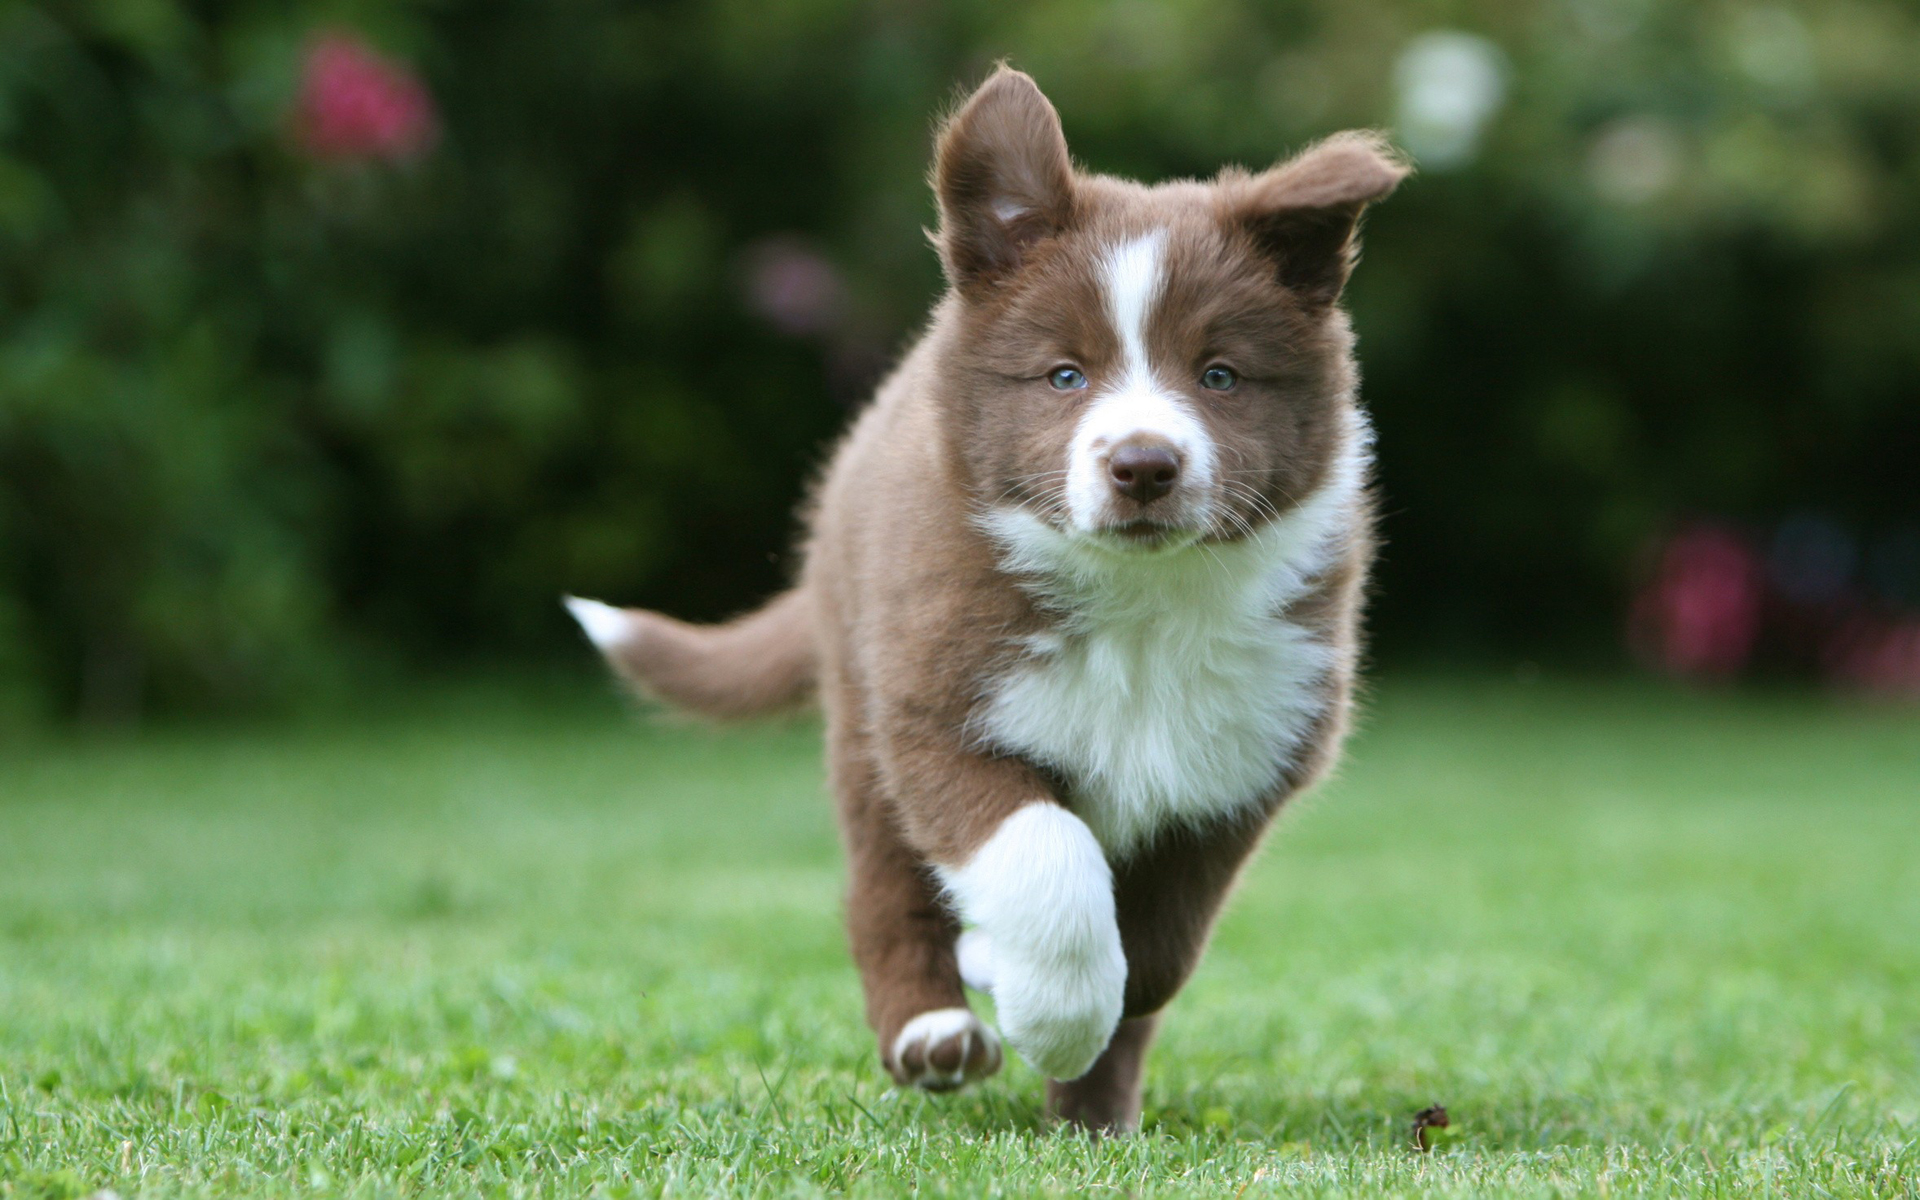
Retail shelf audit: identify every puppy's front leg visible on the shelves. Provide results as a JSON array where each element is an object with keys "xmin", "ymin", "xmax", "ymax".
[
  {"xmin": 871, "ymin": 614, "xmax": 1126, "ymax": 1083},
  {"xmin": 933, "ymin": 801, "xmax": 1126, "ymax": 1082}
]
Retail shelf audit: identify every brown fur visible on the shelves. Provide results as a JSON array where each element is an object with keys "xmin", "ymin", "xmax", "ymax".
[
  {"xmin": 579, "ymin": 67, "xmax": 1404, "ymax": 1131},
  {"xmin": 604, "ymin": 587, "xmax": 814, "ymax": 719}
]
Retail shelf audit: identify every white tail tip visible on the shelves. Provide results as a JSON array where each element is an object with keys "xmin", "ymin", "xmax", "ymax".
[{"xmin": 562, "ymin": 595, "xmax": 634, "ymax": 651}]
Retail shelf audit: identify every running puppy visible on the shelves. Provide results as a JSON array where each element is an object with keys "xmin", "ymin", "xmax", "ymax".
[{"xmin": 568, "ymin": 67, "xmax": 1404, "ymax": 1132}]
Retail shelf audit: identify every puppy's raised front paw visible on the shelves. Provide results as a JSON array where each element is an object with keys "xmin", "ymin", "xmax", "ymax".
[
  {"xmin": 959, "ymin": 926, "xmax": 1122, "ymax": 1081},
  {"xmin": 956, "ymin": 928, "xmax": 995, "ymax": 993},
  {"xmin": 937, "ymin": 804, "xmax": 1127, "ymax": 1082},
  {"xmin": 991, "ymin": 941, "xmax": 1125, "ymax": 1082},
  {"xmin": 888, "ymin": 1007, "xmax": 1002, "ymax": 1091}
]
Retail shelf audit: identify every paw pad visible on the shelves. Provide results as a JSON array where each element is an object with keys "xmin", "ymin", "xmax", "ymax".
[{"xmin": 889, "ymin": 1008, "xmax": 1002, "ymax": 1091}]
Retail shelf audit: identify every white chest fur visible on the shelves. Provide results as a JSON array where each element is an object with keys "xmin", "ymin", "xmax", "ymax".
[{"xmin": 975, "ymin": 426, "xmax": 1367, "ymax": 858}]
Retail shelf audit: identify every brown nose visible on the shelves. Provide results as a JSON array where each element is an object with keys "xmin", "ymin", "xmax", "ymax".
[{"xmin": 1108, "ymin": 443, "xmax": 1181, "ymax": 504}]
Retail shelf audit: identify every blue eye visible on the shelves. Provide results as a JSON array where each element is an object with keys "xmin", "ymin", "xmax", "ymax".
[
  {"xmin": 1201, "ymin": 366, "xmax": 1237, "ymax": 391},
  {"xmin": 1047, "ymin": 366, "xmax": 1087, "ymax": 391}
]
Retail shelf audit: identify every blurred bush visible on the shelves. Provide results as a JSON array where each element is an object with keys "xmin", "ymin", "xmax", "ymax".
[{"xmin": 1, "ymin": 1, "xmax": 1917, "ymax": 723}]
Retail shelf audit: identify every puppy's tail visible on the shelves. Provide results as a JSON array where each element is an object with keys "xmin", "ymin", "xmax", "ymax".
[{"xmin": 563, "ymin": 586, "xmax": 817, "ymax": 719}]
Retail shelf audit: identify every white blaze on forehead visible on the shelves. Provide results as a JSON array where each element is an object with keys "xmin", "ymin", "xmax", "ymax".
[
  {"xmin": 1105, "ymin": 231, "xmax": 1165, "ymax": 378},
  {"xmin": 1065, "ymin": 230, "xmax": 1217, "ymax": 531}
]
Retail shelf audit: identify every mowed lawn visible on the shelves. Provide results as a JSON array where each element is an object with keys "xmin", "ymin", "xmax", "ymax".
[{"xmin": 1, "ymin": 677, "xmax": 1916, "ymax": 1198}]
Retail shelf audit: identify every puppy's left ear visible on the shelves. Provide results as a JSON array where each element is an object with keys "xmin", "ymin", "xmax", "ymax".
[
  {"xmin": 1227, "ymin": 132, "xmax": 1409, "ymax": 307},
  {"xmin": 933, "ymin": 67, "xmax": 1076, "ymax": 295}
]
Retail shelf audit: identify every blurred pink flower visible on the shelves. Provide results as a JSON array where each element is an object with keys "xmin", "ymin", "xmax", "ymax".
[
  {"xmin": 742, "ymin": 238, "xmax": 846, "ymax": 337},
  {"xmin": 1630, "ymin": 524, "xmax": 1764, "ymax": 679},
  {"xmin": 1824, "ymin": 616, "xmax": 1920, "ymax": 699},
  {"xmin": 297, "ymin": 34, "xmax": 438, "ymax": 163}
]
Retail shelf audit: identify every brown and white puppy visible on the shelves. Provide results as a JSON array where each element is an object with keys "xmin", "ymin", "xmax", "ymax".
[{"xmin": 567, "ymin": 68, "xmax": 1404, "ymax": 1133}]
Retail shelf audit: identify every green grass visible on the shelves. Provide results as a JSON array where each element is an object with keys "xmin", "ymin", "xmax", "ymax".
[{"xmin": 2, "ymin": 676, "xmax": 1917, "ymax": 1198}]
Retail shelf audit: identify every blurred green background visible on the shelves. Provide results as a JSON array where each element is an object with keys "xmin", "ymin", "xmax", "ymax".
[{"xmin": 3, "ymin": 0, "xmax": 1919, "ymax": 724}]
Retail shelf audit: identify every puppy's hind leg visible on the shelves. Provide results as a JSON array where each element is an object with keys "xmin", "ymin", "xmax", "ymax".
[
  {"xmin": 832, "ymin": 727, "xmax": 1000, "ymax": 1092},
  {"xmin": 1047, "ymin": 1014, "xmax": 1159, "ymax": 1134}
]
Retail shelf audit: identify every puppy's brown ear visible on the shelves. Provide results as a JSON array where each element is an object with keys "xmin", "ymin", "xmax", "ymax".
[
  {"xmin": 1228, "ymin": 132, "xmax": 1409, "ymax": 307},
  {"xmin": 933, "ymin": 67, "xmax": 1075, "ymax": 295}
]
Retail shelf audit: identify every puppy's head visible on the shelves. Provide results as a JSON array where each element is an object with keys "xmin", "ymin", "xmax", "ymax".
[{"xmin": 932, "ymin": 67, "xmax": 1406, "ymax": 550}]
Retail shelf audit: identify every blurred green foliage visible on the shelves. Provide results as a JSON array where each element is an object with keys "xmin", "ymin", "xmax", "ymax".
[{"xmin": 2, "ymin": 0, "xmax": 1918, "ymax": 723}]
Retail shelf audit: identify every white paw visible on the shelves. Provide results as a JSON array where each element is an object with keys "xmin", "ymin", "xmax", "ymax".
[
  {"xmin": 989, "ymin": 936, "xmax": 1125, "ymax": 1081},
  {"xmin": 937, "ymin": 805, "xmax": 1127, "ymax": 1082},
  {"xmin": 889, "ymin": 1008, "xmax": 1002, "ymax": 1091},
  {"xmin": 957, "ymin": 929, "xmax": 995, "ymax": 993}
]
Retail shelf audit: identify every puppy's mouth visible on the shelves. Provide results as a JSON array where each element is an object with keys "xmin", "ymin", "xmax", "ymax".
[
  {"xmin": 1108, "ymin": 519, "xmax": 1176, "ymax": 544},
  {"xmin": 1085, "ymin": 517, "xmax": 1200, "ymax": 551}
]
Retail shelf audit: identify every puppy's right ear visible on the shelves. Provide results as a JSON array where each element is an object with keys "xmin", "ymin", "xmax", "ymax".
[
  {"xmin": 933, "ymin": 67, "xmax": 1075, "ymax": 296},
  {"xmin": 1227, "ymin": 132, "xmax": 1409, "ymax": 308}
]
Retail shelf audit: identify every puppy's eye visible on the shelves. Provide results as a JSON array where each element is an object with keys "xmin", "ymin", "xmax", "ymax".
[
  {"xmin": 1201, "ymin": 366, "xmax": 1237, "ymax": 391},
  {"xmin": 1047, "ymin": 366, "xmax": 1088, "ymax": 391}
]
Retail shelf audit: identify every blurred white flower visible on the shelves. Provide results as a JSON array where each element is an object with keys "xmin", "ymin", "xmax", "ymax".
[
  {"xmin": 1588, "ymin": 117, "xmax": 1682, "ymax": 205},
  {"xmin": 1394, "ymin": 32, "xmax": 1507, "ymax": 170}
]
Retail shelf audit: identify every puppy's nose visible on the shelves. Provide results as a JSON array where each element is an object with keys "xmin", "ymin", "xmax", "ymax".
[{"xmin": 1108, "ymin": 442, "xmax": 1182, "ymax": 504}]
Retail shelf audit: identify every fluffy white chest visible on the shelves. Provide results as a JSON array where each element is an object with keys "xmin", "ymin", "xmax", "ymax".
[
  {"xmin": 980, "ymin": 594, "xmax": 1331, "ymax": 857},
  {"xmin": 974, "ymin": 483, "xmax": 1366, "ymax": 857},
  {"xmin": 975, "ymin": 408, "xmax": 1369, "ymax": 857}
]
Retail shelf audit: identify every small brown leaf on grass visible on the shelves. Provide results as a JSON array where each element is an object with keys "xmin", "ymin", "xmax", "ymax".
[{"xmin": 1411, "ymin": 1104, "xmax": 1449, "ymax": 1152}]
